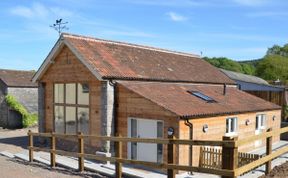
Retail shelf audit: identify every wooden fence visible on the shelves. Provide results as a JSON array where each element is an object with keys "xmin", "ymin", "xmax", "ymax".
[
  {"xmin": 199, "ymin": 147, "xmax": 222, "ymax": 169},
  {"xmin": 28, "ymin": 126, "xmax": 288, "ymax": 178},
  {"xmin": 199, "ymin": 147, "xmax": 262, "ymax": 169}
]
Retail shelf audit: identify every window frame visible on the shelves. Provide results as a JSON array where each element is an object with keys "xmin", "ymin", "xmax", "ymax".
[
  {"xmin": 53, "ymin": 82, "xmax": 90, "ymax": 134},
  {"xmin": 187, "ymin": 90, "xmax": 216, "ymax": 103},
  {"xmin": 225, "ymin": 117, "xmax": 238, "ymax": 135},
  {"xmin": 256, "ymin": 114, "xmax": 266, "ymax": 130}
]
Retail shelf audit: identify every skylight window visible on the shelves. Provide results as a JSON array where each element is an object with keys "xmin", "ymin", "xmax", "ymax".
[{"xmin": 188, "ymin": 91, "xmax": 215, "ymax": 103}]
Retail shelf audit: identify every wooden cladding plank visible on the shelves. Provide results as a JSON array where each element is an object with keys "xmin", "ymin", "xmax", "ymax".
[{"xmin": 236, "ymin": 126, "xmax": 288, "ymax": 147}]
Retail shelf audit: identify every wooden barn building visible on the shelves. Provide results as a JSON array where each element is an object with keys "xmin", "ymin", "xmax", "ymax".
[
  {"xmin": 221, "ymin": 69, "xmax": 287, "ymax": 120},
  {"xmin": 32, "ymin": 33, "xmax": 281, "ymax": 167}
]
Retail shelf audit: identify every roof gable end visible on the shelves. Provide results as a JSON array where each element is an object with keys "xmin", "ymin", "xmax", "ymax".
[{"xmin": 32, "ymin": 35, "xmax": 103, "ymax": 82}]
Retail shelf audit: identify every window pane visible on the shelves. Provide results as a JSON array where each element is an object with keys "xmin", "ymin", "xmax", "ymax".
[
  {"xmin": 78, "ymin": 107, "xmax": 89, "ymax": 134},
  {"xmin": 131, "ymin": 119, "xmax": 137, "ymax": 138},
  {"xmin": 231, "ymin": 118, "xmax": 236, "ymax": 132},
  {"xmin": 256, "ymin": 115, "xmax": 259, "ymax": 130},
  {"xmin": 130, "ymin": 119, "xmax": 137, "ymax": 160},
  {"xmin": 157, "ymin": 122, "xmax": 163, "ymax": 138},
  {"xmin": 65, "ymin": 83, "xmax": 76, "ymax": 104},
  {"xmin": 261, "ymin": 115, "xmax": 265, "ymax": 127},
  {"xmin": 66, "ymin": 107, "xmax": 76, "ymax": 134},
  {"xmin": 78, "ymin": 83, "xmax": 89, "ymax": 105},
  {"xmin": 157, "ymin": 121, "xmax": 163, "ymax": 163},
  {"xmin": 54, "ymin": 84, "xmax": 64, "ymax": 103},
  {"xmin": 54, "ymin": 106, "xmax": 64, "ymax": 133},
  {"xmin": 226, "ymin": 119, "xmax": 229, "ymax": 133}
]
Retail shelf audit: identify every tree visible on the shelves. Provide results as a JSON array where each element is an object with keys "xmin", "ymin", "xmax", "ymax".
[
  {"xmin": 267, "ymin": 44, "xmax": 288, "ymax": 57},
  {"xmin": 203, "ymin": 57, "xmax": 255, "ymax": 75},
  {"xmin": 240, "ymin": 63, "xmax": 256, "ymax": 75},
  {"xmin": 256, "ymin": 55, "xmax": 288, "ymax": 81}
]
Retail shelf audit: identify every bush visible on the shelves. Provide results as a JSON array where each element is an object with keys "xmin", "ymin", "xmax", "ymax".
[{"xmin": 5, "ymin": 95, "xmax": 38, "ymax": 128}]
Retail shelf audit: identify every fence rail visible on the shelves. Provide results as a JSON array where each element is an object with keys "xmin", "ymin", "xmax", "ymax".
[{"xmin": 27, "ymin": 126, "xmax": 288, "ymax": 178}]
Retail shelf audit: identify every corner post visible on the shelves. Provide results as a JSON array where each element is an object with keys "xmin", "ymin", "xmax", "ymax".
[
  {"xmin": 167, "ymin": 135, "xmax": 176, "ymax": 178},
  {"xmin": 50, "ymin": 132, "xmax": 56, "ymax": 167},
  {"xmin": 28, "ymin": 130, "xmax": 33, "ymax": 162},
  {"xmin": 265, "ymin": 128, "xmax": 272, "ymax": 175},
  {"xmin": 78, "ymin": 132, "xmax": 84, "ymax": 172},
  {"xmin": 222, "ymin": 136, "xmax": 238, "ymax": 178},
  {"xmin": 115, "ymin": 134, "xmax": 122, "ymax": 178}
]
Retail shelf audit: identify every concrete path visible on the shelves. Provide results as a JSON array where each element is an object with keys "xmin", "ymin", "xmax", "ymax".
[{"xmin": 1, "ymin": 141, "xmax": 288, "ymax": 178}]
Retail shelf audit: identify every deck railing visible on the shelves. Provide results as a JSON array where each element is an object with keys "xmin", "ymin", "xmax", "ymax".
[{"xmin": 27, "ymin": 126, "xmax": 288, "ymax": 178}]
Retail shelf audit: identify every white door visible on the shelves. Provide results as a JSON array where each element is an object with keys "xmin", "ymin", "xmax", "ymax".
[
  {"xmin": 128, "ymin": 118, "xmax": 160, "ymax": 163},
  {"xmin": 137, "ymin": 119, "xmax": 158, "ymax": 162},
  {"xmin": 255, "ymin": 114, "xmax": 265, "ymax": 147}
]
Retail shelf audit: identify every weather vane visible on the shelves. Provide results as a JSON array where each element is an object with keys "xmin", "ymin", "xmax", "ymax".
[{"xmin": 50, "ymin": 19, "xmax": 69, "ymax": 36}]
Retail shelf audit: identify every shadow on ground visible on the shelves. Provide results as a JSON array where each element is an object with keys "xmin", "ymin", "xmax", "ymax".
[{"xmin": 0, "ymin": 136, "xmax": 45, "ymax": 149}]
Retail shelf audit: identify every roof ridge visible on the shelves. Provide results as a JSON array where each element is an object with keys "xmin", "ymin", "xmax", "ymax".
[{"xmin": 61, "ymin": 33, "xmax": 200, "ymax": 58}]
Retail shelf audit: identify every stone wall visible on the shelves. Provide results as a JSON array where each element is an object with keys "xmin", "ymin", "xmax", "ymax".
[
  {"xmin": 100, "ymin": 81, "xmax": 115, "ymax": 152},
  {"xmin": 7, "ymin": 87, "xmax": 38, "ymax": 113}
]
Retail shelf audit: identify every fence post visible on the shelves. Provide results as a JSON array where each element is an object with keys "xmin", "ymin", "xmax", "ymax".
[
  {"xmin": 199, "ymin": 146, "xmax": 203, "ymax": 167},
  {"xmin": 265, "ymin": 128, "xmax": 272, "ymax": 175},
  {"xmin": 78, "ymin": 132, "xmax": 84, "ymax": 172},
  {"xmin": 167, "ymin": 134, "xmax": 176, "ymax": 178},
  {"xmin": 28, "ymin": 130, "xmax": 33, "ymax": 162},
  {"xmin": 222, "ymin": 136, "xmax": 238, "ymax": 178},
  {"xmin": 50, "ymin": 132, "xmax": 56, "ymax": 168},
  {"xmin": 115, "ymin": 134, "xmax": 122, "ymax": 178}
]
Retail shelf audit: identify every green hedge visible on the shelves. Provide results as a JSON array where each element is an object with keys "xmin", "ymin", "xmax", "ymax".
[{"xmin": 5, "ymin": 95, "xmax": 38, "ymax": 128}]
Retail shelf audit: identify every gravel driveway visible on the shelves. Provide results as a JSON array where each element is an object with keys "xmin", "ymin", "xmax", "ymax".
[{"xmin": 0, "ymin": 127, "xmax": 103, "ymax": 178}]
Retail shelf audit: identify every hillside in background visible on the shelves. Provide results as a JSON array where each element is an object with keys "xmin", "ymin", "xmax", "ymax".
[{"xmin": 204, "ymin": 44, "xmax": 288, "ymax": 84}]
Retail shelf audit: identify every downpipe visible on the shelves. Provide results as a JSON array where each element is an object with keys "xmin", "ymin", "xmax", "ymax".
[{"xmin": 184, "ymin": 119, "xmax": 193, "ymax": 175}]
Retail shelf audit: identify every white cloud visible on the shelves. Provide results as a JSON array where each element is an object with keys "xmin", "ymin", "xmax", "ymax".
[
  {"xmin": 10, "ymin": 6, "xmax": 34, "ymax": 18},
  {"xmin": 50, "ymin": 7, "xmax": 73, "ymax": 18},
  {"xmin": 167, "ymin": 12, "xmax": 188, "ymax": 22},
  {"xmin": 10, "ymin": 2, "xmax": 73, "ymax": 19},
  {"xmin": 232, "ymin": 0, "xmax": 269, "ymax": 6}
]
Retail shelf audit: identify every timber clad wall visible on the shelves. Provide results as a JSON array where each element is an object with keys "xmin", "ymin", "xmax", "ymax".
[
  {"xmin": 40, "ymin": 46, "xmax": 102, "ymax": 147},
  {"xmin": 247, "ymin": 91, "xmax": 285, "ymax": 109},
  {"xmin": 179, "ymin": 110, "xmax": 281, "ymax": 166},
  {"xmin": 117, "ymin": 85, "xmax": 179, "ymax": 163}
]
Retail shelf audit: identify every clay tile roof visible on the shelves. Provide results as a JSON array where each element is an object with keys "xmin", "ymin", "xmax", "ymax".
[
  {"xmin": 119, "ymin": 81, "xmax": 281, "ymax": 118},
  {"xmin": 0, "ymin": 69, "xmax": 37, "ymax": 87},
  {"xmin": 62, "ymin": 33, "xmax": 235, "ymax": 84}
]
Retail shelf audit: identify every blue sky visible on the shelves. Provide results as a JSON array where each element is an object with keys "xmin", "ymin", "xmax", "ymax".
[{"xmin": 1, "ymin": 0, "xmax": 288, "ymax": 70}]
